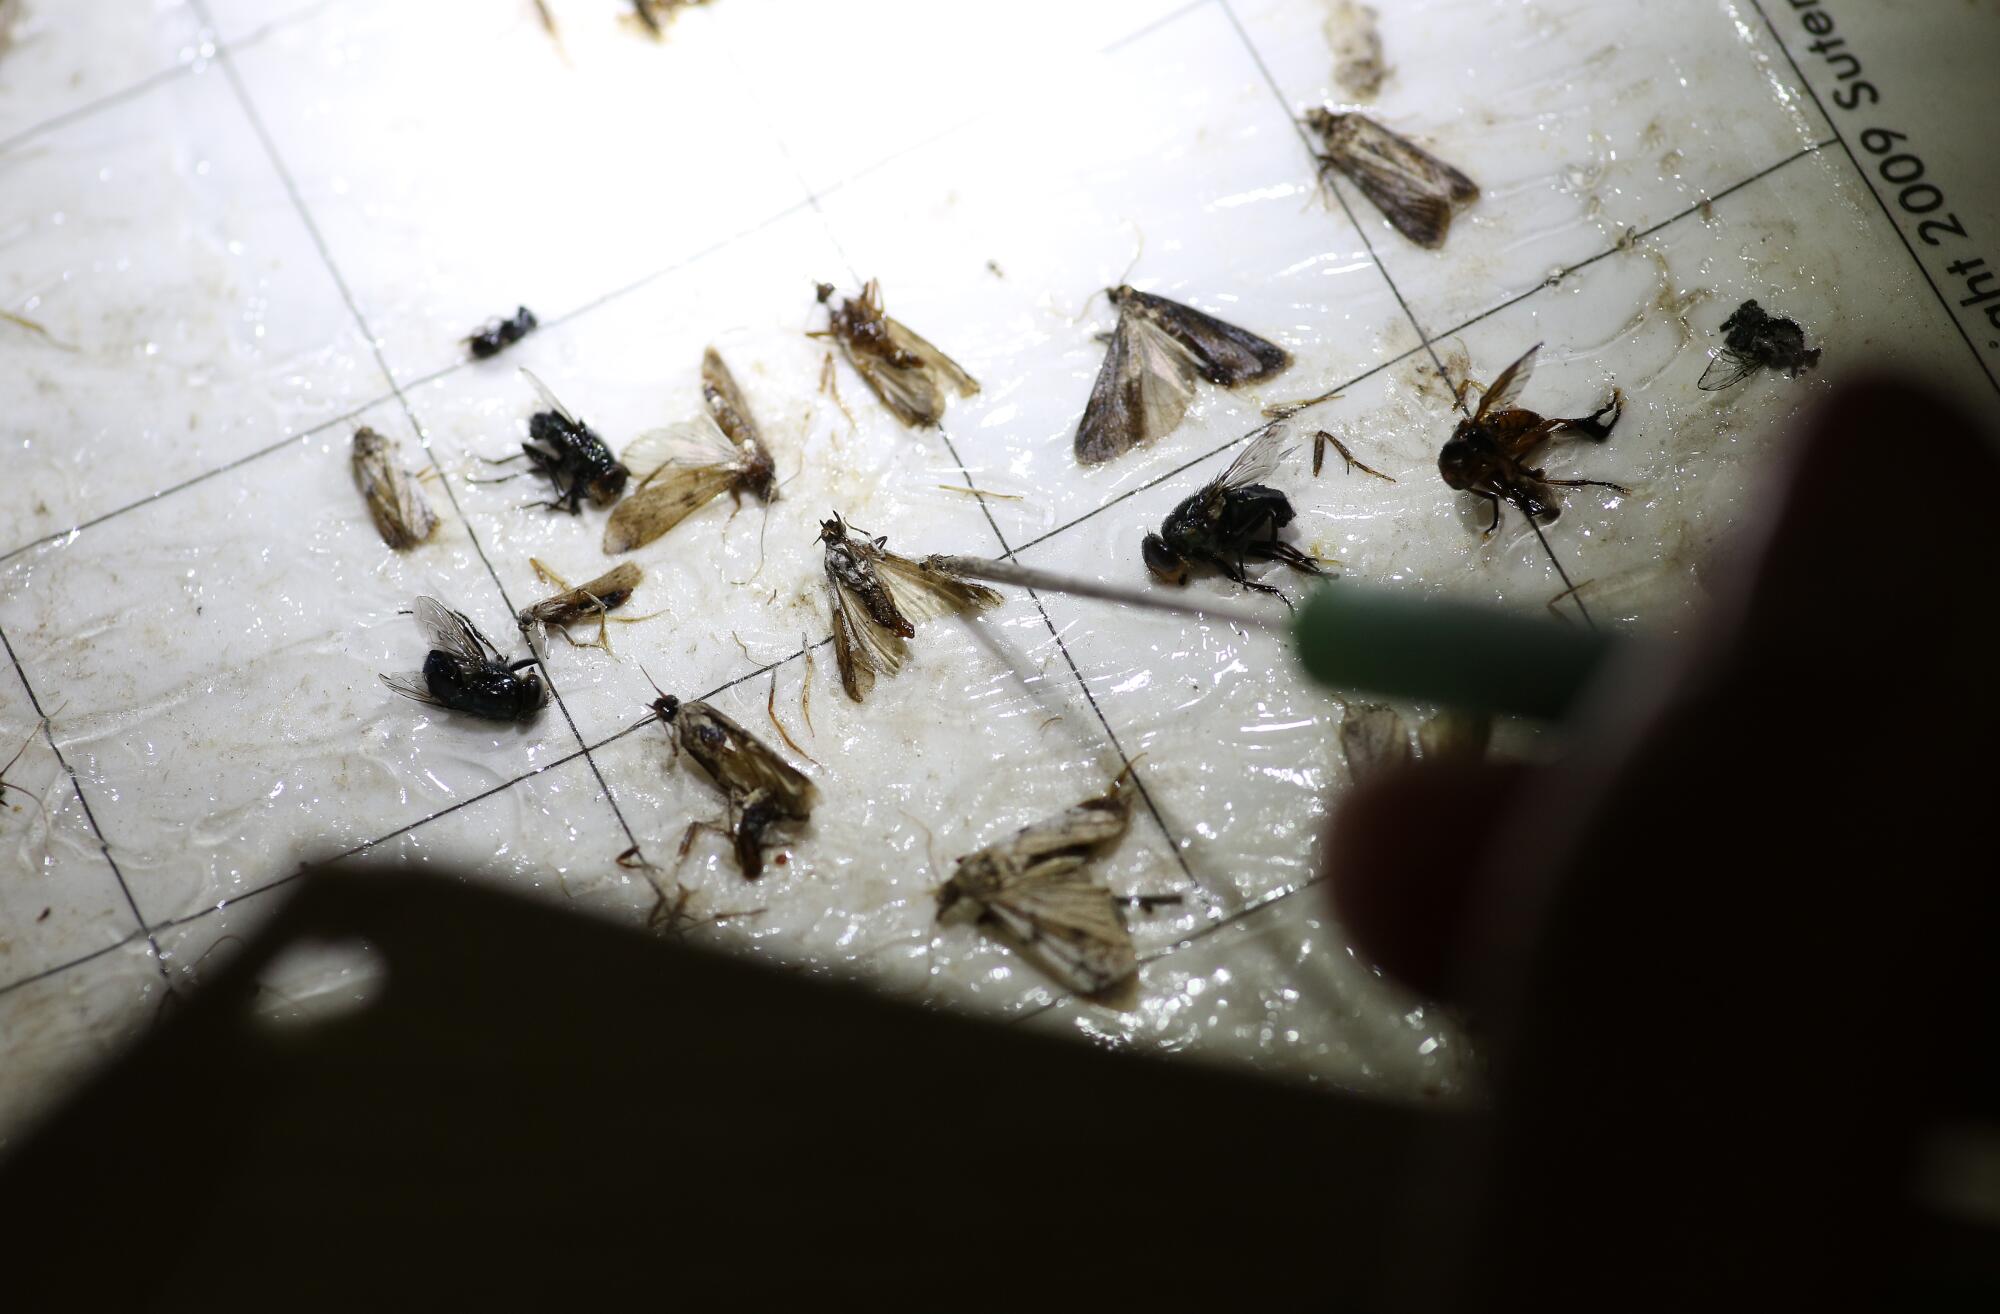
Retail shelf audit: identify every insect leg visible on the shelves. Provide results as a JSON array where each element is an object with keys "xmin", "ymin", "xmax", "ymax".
[
  {"xmin": 1476, "ymin": 490, "xmax": 1503, "ymax": 538},
  {"xmin": 1554, "ymin": 388, "xmax": 1623, "ymax": 441},
  {"xmin": 1248, "ymin": 540, "xmax": 1329, "ymax": 577},
  {"xmin": 1202, "ymin": 550, "xmax": 1289, "ymax": 603},
  {"xmin": 1542, "ymin": 476, "xmax": 1632, "ymax": 496},
  {"xmin": 477, "ymin": 452, "xmax": 528, "ymax": 467}
]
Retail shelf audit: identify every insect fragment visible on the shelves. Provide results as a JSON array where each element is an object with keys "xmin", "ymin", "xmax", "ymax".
[
  {"xmin": 935, "ymin": 774, "xmax": 1141, "ymax": 995},
  {"xmin": 1142, "ymin": 426, "xmax": 1327, "ymax": 605},
  {"xmin": 1306, "ymin": 109, "xmax": 1478, "ymax": 249},
  {"xmin": 504, "ymin": 369, "xmax": 629, "ymax": 514},
  {"xmin": 381, "ymin": 597, "xmax": 546, "ymax": 721},
  {"xmin": 351, "ymin": 425, "xmax": 440, "ymax": 549},
  {"xmin": 464, "ymin": 305, "xmax": 537, "ymax": 359},
  {"xmin": 517, "ymin": 560, "xmax": 643, "ymax": 650},
  {"xmin": 1437, "ymin": 343, "xmax": 1628, "ymax": 536},
  {"xmin": 1312, "ymin": 429, "xmax": 1393, "ymax": 481},
  {"xmin": 819, "ymin": 515, "xmax": 1002, "ymax": 702},
  {"xmin": 1698, "ymin": 299, "xmax": 1822, "ymax": 390},
  {"xmin": 648, "ymin": 689, "xmax": 816, "ymax": 880},
  {"xmin": 602, "ymin": 348, "xmax": 777, "ymax": 554},
  {"xmin": 1, "ymin": 719, "xmax": 46, "ymax": 817},
  {"xmin": 813, "ymin": 280, "xmax": 979, "ymax": 428},
  {"xmin": 1075, "ymin": 285, "xmax": 1291, "ymax": 465}
]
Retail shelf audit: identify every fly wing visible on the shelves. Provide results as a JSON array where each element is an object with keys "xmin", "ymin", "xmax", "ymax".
[
  {"xmin": 1120, "ymin": 288, "xmax": 1291, "ymax": 386},
  {"xmin": 379, "ymin": 671, "xmax": 445, "ymax": 708},
  {"xmin": 1215, "ymin": 422, "xmax": 1297, "ymax": 492},
  {"xmin": 1477, "ymin": 342, "xmax": 1540, "ymax": 420},
  {"xmin": 980, "ymin": 871, "xmax": 1138, "ymax": 995},
  {"xmin": 409, "ymin": 596, "xmax": 495, "ymax": 664},
  {"xmin": 884, "ymin": 316, "xmax": 979, "ymax": 399},
  {"xmin": 519, "ymin": 367, "xmax": 579, "ymax": 427},
  {"xmin": 620, "ymin": 417, "xmax": 741, "ymax": 483},
  {"xmin": 873, "ymin": 550, "xmax": 1002, "ymax": 624},
  {"xmin": 1318, "ymin": 112, "xmax": 1477, "ymax": 249},
  {"xmin": 1697, "ymin": 348, "xmax": 1758, "ymax": 392},
  {"xmin": 700, "ymin": 347, "xmax": 766, "ymax": 455},
  {"xmin": 1074, "ymin": 305, "xmax": 1200, "ymax": 465}
]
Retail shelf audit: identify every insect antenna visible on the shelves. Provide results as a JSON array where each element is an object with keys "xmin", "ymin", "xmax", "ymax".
[{"xmin": 1, "ymin": 719, "xmax": 50, "ymax": 818}]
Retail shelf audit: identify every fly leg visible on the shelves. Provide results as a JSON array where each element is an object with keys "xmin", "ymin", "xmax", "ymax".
[
  {"xmin": 1552, "ymin": 388, "xmax": 1623, "ymax": 441},
  {"xmin": 1245, "ymin": 538, "xmax": 1328, "ymax": 578},
  {"xmin": 1201, "ymin": 550, "xmax": 1293, "ymax": 608},
  {"xmin": 675, "ymin": 818, "xmax": 737, "ymax": 870},
  {"xmin": 1541, "ymin": 475, "xmax": 1631, "ymax": 496},
  {"xmin": 1475, "ymin": 490, "xmax": 1504, "ymax": 538}
]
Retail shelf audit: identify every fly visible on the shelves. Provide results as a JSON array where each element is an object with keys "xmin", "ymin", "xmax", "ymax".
[
  {"xmin": 351, "ymin": 425, "xmax": 440, "ymax": 549},
  {"xmin": 820, "ymin": 514, "xmax": 1002, "ymax": 702},
  {"xmin": 486, "ymin": 368, "xmax": 629, "ymax": 514},
  {"xmin": 464, "ymin": 305, "xmax": 537, "ymax": 359},
  {"xmin": 647, "ymin": 685, "xmax": 816, "ymax": 880},
  {"xmin": 1437, "ymin": 342, "xmax": 1627, "ymax": 536},
  {"xmin": 517, "ymin": 559, "xmax": 644, "ymax": 651},
  {"xmin": 1075, "ymin": 285, "xmax": 1291, "ymax": 465},
  {"xmin": 602, "ymin": 347, "xmax": 777, "ymax": 553},
  {"xmin": 934, "ymin": 773, "xmax": 1142, "ymax": 995},
  {"xmin": 812, "ymin": 280, "xmax": 979, "ymax": 428},
  {"xmin": 1141, "ymin": 425, "xmax": 1327, "ymax": 605},
  {"xmin": 381, "ymin": 596, "xmax": 547, "ymax": 722},
  {"xmin": 1698, "ymin": 299, "xmax": 1822, "ymax": 390},
  {"xmin": 1306, "ymin": 109, "xmax": 1478, "ymax": 249}
]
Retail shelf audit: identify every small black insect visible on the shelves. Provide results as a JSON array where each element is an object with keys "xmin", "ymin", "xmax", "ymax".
[
  {"xmin": 1698, "ymin": 299, "xmax": 1822, "ymax": 390},
  {"xmin": 381, "ymin": 597, "xmax": 547, "ymax": 722},
  {"xmin": 1438, "ymin": 343, "xmax": 1627, "ymax": 535},
  {"xmin": 464, "ymin": 306, "xmax": 537, "ymax": 360},
  {"xmin": 1142, "ymin": 426, "xmax": 1326, "ymax": 603},
  {"xmin": 493, "ymin": 368, "xmax": 629, "ymax": 513}
]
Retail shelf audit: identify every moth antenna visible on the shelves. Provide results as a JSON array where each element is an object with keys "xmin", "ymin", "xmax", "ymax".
[
  {"xmin": 637, "ymin": 663, "xmax": 671, "ymax": 706},
  {"xmin": 1116, "ymin": 221, "xmax": 1145, "ymax": 288}
]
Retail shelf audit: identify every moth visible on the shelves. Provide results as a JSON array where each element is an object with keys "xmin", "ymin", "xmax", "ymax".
[
  {"xmin": 381, "ymin": 596, "xmax": 546, "ymax": 722},
  {"xmin": 1306, "ymin": 109, "xmax": 1478, "ymax": 249},
  {"xmin": 819, "ymin": 515, "xmax": 1001, "ymax": 702},
  {"xmin": 813, "ymin": 280, "xmax": 979, "ymax": 428},
  {"xmin": 1141, "ymin": 425, "xmax": 1326, "ymax": 603},
  {"xmin": 1075, "ymin": 285, "xmax": 1291, "ymax": 465},
  {"xmin": 499, "ymin": 368, "xmax": 629, "ymax": 513},
  {"xmin": 350, "ymin": 425, "xmax": 439, "ymax": 549},
  {"xmin": 517, "ymin": 560, "xmax": 643, "ymax": 650},
  {"xmin": 934, "ymin": 774, "xmax": 1140, "ymax": 995},
  {"xmin": 1698, "ymin": 299, "xmax": 1822, "ymax": 390},
  {"xmin": 648, "ymin": 688, "xmax": 816, "ymax": 879},
  {"xmin": 1339, "ymin": 702, "xmax": 1411, "ymax": 786},
  {"xmin": 1437, "ymin": 343, "xmax": 1627, "ymax": 535},
  {"xmin": 602, "ymin": 348, "xmax": 777, "ymax": 554},
  {"xmin": 464, "ymin": 305, "xmax": 537, "ymax": 359}
]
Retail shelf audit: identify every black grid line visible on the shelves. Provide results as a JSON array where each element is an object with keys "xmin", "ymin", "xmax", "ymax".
[
  {"xmin": 0, "ymin": 623, "xmax": 170, "ymax": 989},
  {"xmin": 0, "ymin": 931, "xmax": 152, "ymax": 1002},
  {"xmin": 1746, "ymin": 0, "xmax": 2000, "ymax": 402}
]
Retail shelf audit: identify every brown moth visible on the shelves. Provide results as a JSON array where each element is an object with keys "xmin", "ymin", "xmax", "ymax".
[
  {"xmin": 819, "ymin": 514, "xmax": 1001, "ymax": 702},
  {"xmin": 1307, "ymin": 109, "xmax": 1478, "ymax": 249},
  {"xmin": 813, "ymin": 280, "xmax": 978, "ymax": 428},
  {"xmin": 351, "ymin": 426, "xmax": 439, "ymax": 549}
]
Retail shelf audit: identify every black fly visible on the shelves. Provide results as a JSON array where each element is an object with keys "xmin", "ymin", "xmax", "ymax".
[
  {"xmin": 1142, "ymin": 425, "xmax": 1327, "ymax": 604},
  {"xmin": 496, "ymin": 368, "xmax": 630, "ymax": 513},
  {"xmin": 381, "ymin": 597, "xmax": 547, "ymax": 722},
  {"xmin": 464, "ymin": 305, "xmax": 537, "ymax": 359},
  {"xmin": 1698, "ymin": 299, "xmax": 1822, "ymax": 390}
]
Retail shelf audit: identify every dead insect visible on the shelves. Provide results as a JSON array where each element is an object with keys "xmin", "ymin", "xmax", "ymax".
[
  {"xmin": 487, "ymin": 368, "xmax": 628, "ymax": 514},
  {"xmin": 935, "ymin": 774, "xmax": 1140, "ymax": 995},
  {"xmin": 381, "ymin": 596, "xmax": 547, "ymax": 722},
  {"xmin": 1437, "ymin": 342, "xmax": 1628, "ymax": 536},
  {"xmin": 464, "ymin": 305, "xmax": 537, "ymax": 359},
  {"xmin": 1075, "ymin": 285, "xmax": 1291, "ymax": 465},
  {"xmin": 602, "ymin": 348, "xmax": 777, "ymax": 554},
  {"xmin": 1339, "ymin": 702, "xmax": 1411, "ymax": 785},
  {"xmin": 1698, "ymin": 299, "xmax": 1822, "ymax": 390},
  {"xmin": 1142, "ymin": 425, "xmax": 1327, "ymax": 603},
  {"xmin": 517, "ymin": 560, "xmax": 644, "ymax": 649},
  {"xmin": 648, "ymin": 688, "xmax": 816, "ymax": 880},
  {"xmin": 1312, "ymin": 429, "xmax": 1393, "ymax": 481},
  {"xmin": 350, "ymin": 425, "xmax": 440, "ymax": 550},
  {"xmin": 819, "ymin": 514, "xmax": 1002, "ymax": 702},
  {"xmin": 1306, "ymin": 109, "xmax": 1478, "ymax": 249},
  {"xmin": 812, "ymin": 280, "xmax": 978, "ymax": 428}
]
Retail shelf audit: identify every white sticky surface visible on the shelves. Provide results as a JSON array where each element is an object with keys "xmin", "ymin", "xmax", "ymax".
[{"xmin": 3, "ymin": 0, "xmax": 1995, "ymax": 1145}]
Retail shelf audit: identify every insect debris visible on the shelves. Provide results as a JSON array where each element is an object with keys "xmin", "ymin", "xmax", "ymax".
[
  {"xmin": 1142, "ymin": 425, "xmax": 1329, "ymax": 607},
  {"xmin": 934, "ymin": 773, "xmax": 1148, "ymax": 996},
  {"xmin": 812, "ymin": 280, "xmax": 979, "ymax": 428},
  {"xmin": 381, "ymin": 596, "xmax": 547, "ymax": 722},
  {"xmin": 647, "ymin": 682, "xmax": 816, "ymax": 880},
  {"xmin": 351, "ymin": 425, "xmax": 440, "ymax": 550},
  {"xmin": 1306, "ymin": 109, "xmax": 1478, "ymax": 249},
  {"xmin": 1, "ymin": 719, "xmax": 47, "ymax": 817},
  {"xmin": 1075, "ymin": 285, "xmax": 1291, "ymax": 465},
  {"xmin": 819, "ymin": 514, "xmax": 1002, "ymax": 702},
  {"xmin": 517, "ymin": 559, "xmax": 645, "ymax": 652},
  {"xmin": 1312, "ymin": 429, "xmax": 1394, "ymax": 481},
  {"xmin": 1698, "ymin": 299, "xmax": 1822, "ymax": 391},
  {"xmin": 464, "ymin": 305, "xmax": 537, "ymax": 360},
  {"xmin": 630, "ymin": 0, "xmax": 710, "ymax": 38},
  {"xmin": 484, "ymin": 368, "xmax": 629, "ymax": 514},
  {"xmin": 1437, "ymin": 342, "xmax": 1629, "ymax": 536},
  {"xmin": 603, "ymin": 348, "xmax": 777, "ymax": 554}
]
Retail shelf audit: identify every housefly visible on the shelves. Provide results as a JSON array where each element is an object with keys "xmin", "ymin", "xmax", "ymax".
[
  {"xmin": 602, "ymin": 348, "xmax": 778, "ymax": 553},
  {"xmin": 1306, "ymin": 109, "xmax": 1478, "ymax": 249},
  {"xmin": 350, "ymin": 425, "xmax": 440, "ymax": 549},
  {"xmin": 464, "ymin": 305, "xmax": 537, "ymax": 360},
  {"xmin": 1698, "ymin": 299, "xmax": 1822, "ymax": 390},
  {"xmin": 1141, "ymin": 425, "xmax": 1326, "ymax": 603},
  {"xmin": 819, "ymin": 514, "xmax": 1002, "ymax": 702},
  {"xmin": 648, "ymin": 686, "xmax": 816, "ymax": 880},
  {"xmin": 1437, "ymin": 342, "xmax": 1627, "ymax": 535},
  {"xmin": 496, "ymin": 368, "xmax": 629, "ymax": 514},
  {"xmin": 813, "ymin": 280, "xmax": 979, "ymax": 428},
  {"xmin": 1075, "ymin": 285, "xmax": 1291, "ymax": 465},
  {"xmin": 381, "ymin": 596, "xmax": 546, "ymax": 722}
]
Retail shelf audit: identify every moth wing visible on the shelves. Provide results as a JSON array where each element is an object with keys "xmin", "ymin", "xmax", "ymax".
[
  {"xmin": 1122, "ymin": 288, "xmax": 1291, "ymax": 385},
  {"xmin": 689, "ymin": 704, "xmax": 817, "ymax": 809},
  {"xmin": 1320, "ymin": 114, "xmax": 1475, "ymax": 249},
  {"xmin": 620, "ymin": 417, "xmax": 740, "ymax": 482},
  {"xmin": 874, "ymin": 551, "xmax": 1002, "ymax": 624},
  {"xmin": 700, "ymin": 346, "xmax": 765, "ymax": 453},
  {"xmin": 410, "ymin": 596, "xmax": 493, "ymax": 664},
  {"xmin": 982, "ymin": 871, "xmax": 1138, "ymax": 995},
  {"xmin": 601, "ymin": 462, "xmax": 739, "ymax": 553},
  {"xmin": 995, "ymin": 791, "xmax": 1133, "ymax": 863},
  {"xmin": 518, "ymin": 366, "xmax": 579, "ymax": 427},
  {"xmin": 1477, "ymin": 342, "xmax": 1540, "ymax": 420},
  {"xmin": 352, "ymin": 433, "xmax": 438, "ymax": 549},
  {"xmin": 379, "ymin": 671, "xmax": 445, "ymax": 708},
  {"xmin": 1073, "ymin": 308, "xmax": 1200, "ymax": 465},
  {"xmin": 844, "ymin": 342, "xmax": 947, "ymax": 428},
  {"xmin": 1697, "ymin": 348, "xmax": 1758, "ymax": 392},
  {"xmin": 884, "ymin": 316, "xmax": 979, "ymax": 399},
  {"xmin": 826, "ymin": 566, "xmax": 907, "ymax": 701}
]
